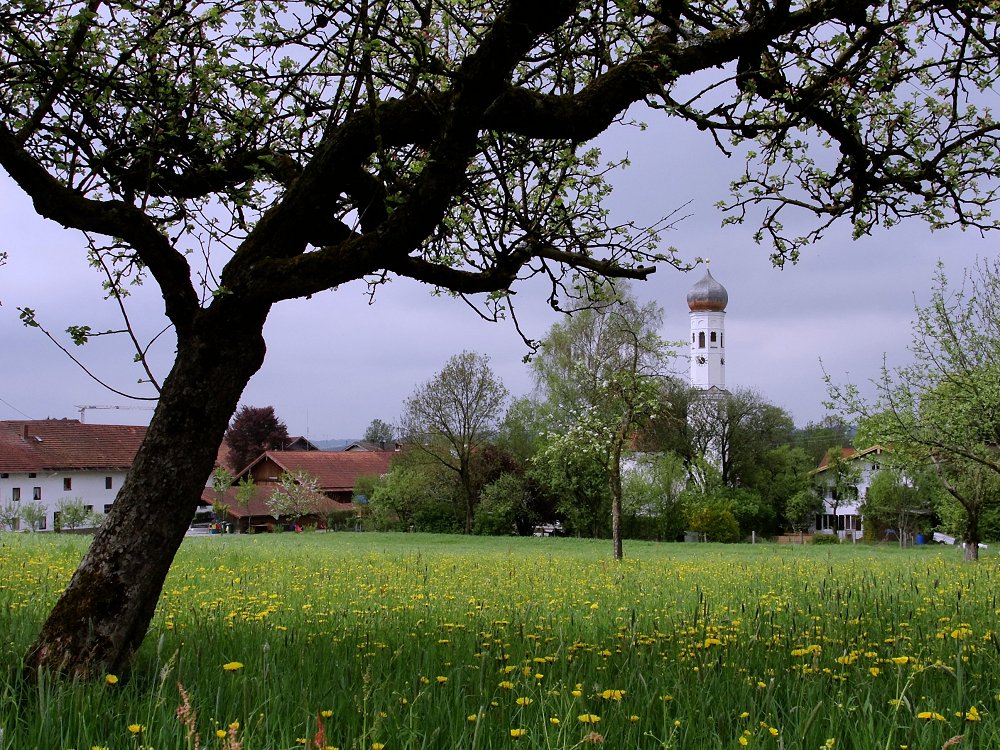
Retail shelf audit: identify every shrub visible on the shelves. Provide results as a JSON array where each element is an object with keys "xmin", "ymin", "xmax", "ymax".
[
  {"xmin": 687, "ymin": 505, "xmax": 741, "ymax": 543},
  {"xmin": 811, "ymin": 532, "xmax": 841, "ymax": 545}
]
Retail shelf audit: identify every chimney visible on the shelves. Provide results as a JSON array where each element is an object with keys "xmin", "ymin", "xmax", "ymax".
[{"xmin": 22, "ymin": 424, "xmax": 29, "ymax": 439}]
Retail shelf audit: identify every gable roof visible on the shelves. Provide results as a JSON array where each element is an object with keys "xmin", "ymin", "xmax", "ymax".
[
  {"xmin": 0, "ymin": 419, "xmax": 147, "ymax": 472},
  {"xmin": 813, "ymin": 445, "xmax": 886, "ymax": 473},
  {"xmin": 243, "ymin": 450, "xmax": 395, "ymax": 492}
]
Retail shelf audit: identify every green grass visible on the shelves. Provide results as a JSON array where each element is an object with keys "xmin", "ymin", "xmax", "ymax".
[{"xmin": 1, "ymin": 532, "xmax": 998, "ymax": 749}]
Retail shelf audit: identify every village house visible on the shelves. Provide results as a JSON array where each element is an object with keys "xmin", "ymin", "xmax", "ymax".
[
  {"xmin": 204, "ymin": 449, "xmax": 396, "ymax": 532},
  {"xmin": 0, "ymin": 419, "xmax": 148, "ymax": 531},
  {"xmin": 810, "ymin": 445, "xmax": 887, "ymax": 541}
]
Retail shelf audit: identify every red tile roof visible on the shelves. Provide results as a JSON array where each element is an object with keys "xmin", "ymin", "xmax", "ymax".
[
  {"xmin": 0, "ymin": 419, "xmax": 146, "ymax": 471},
  {"xmin": 246, "ymin": 450, "xmax": 395, "ymax": 492}
]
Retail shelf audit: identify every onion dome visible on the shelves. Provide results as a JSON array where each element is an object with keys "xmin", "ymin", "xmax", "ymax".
[{"xmin": 686, "ymin": 268, "xmax": 728, "ymax": 312}]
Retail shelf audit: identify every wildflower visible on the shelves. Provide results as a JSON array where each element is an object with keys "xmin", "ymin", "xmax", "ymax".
[
  {"xmin": 216, "ymin": 730, "xmax": 227, "ymax": 739},
  {"xmin": 372, "ymin": 744, "xmax": 385, "ymax": 750},
  {"xmin": 222, "ymin": 661, "xmax": 244, "ymax": 671},
  {"xmin": 436, "ymin": 676, "xmax": 448, "ymax": 684},
  {"xmin": 571, "ymin": 689, "xmax": 583, "ymax": 697},
  {"xmin": 498, "ymin": 681, "xmax": 515, "ymax": 690},
  {"xmin": 869, "ymin": 667, "xmax": 880, "ymax": 677},
  {"xmin": 628, "ymin": 715, "xmax": 640, "ymax": 723},
  {"xmin": 917, "ymin": 712, "xmax": 945, "ymax": 721},
  {"xmin": 105, "ymin": 674, "xmax": 119, "ymax": 685},
  {"xmin": 549, "ymin": 717, "xmax": 560, "ymax": 725},
  {"xmin": 516, "ymin": 697, "xmax": 533, "ymax": 706},
  {"xmin": 229, "ymin": 721, "xmax": 240, "ymax": 731},
  {"xmin": 577, "ymin": 714, "xmax": 601, "ymax": 724},
  {"xmin": 128, "ymin": 724, "xmax": 145, "ymax": 735},
  {"xmin": 600, "ymin": 689, "xmax": 625, "ymax": 701},
  {"xmin": 467, "ymin": 714, "xmax": 478, "ymax": 722},
  {"xmin": 964, "ymin": 706, "xmax": 981, "ymax": 721},
  {"xmin": 821, "ymin": 740, "xmax": 836, "ymax": 749},
  {"xmin": 321, "ymin": 710, "xmax": 333, "ymax": 718},
  {"xmin": 739, "ymin": 737, "xmax": 749, "ymax": 746},
  {"xmin": 740, "ymin": 712, "xmax": 750, "ymax": 719},
  {"xmin": 889, "ymin": 656, "xmax": 909, "ymax": 665},
  {"xmin": 769, "ymin": 727, "xmax": 779, "ymax": 736},
  {"xmin": 510, "ymin": 728, "xmax": 528, "ymax": 738}
]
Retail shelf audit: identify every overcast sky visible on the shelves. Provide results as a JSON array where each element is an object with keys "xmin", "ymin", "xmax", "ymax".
[{"xmin": 2, "ymin": 112, "xmax": 996, "ymax": 440}]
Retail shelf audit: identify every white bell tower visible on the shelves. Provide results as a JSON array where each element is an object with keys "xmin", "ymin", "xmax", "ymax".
[{"xmin": 687, "ymin": 266, "xmax": 728, "ymax": 390}]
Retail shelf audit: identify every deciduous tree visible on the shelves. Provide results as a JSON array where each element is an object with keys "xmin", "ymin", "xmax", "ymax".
[
  {"xmin": 830, "ymin": 260, "xmax": 1000, "ymax": 559},
  {"xmin": 4, "ymin": 0, "xmax": 999, "ymax": 678},
  {"xmin": 531, "ymin": 284, "xmax": 674, "ymax": 557},
  {"xmin": 224, "ymin": 406, "xmax": 291, "ymax": 473},
  {"xmin": 398, "ymin": 351, "xmax": 508, "ymax": 533}
]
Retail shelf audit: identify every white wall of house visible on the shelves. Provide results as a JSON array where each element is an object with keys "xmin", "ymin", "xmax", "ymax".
[
  {"xmin": 813, "ymin": 454, "xmax": 884, "ymax": 541},
  {"xmin": 0, "ymin": 469, "xmax": 129, "ymax": 530}
]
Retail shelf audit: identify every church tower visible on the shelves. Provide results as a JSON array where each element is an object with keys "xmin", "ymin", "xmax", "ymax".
[{"xmin": 687, "ymin": 267, "xmax": 728, "ymax": 390}]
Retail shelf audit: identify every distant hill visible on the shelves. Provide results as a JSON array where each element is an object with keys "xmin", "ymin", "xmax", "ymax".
[{"xmin": 310, "ymin": 438, "xmax": 355, "ymax": 451}]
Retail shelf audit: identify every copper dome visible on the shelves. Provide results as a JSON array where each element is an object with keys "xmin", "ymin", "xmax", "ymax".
[{"xmin": 686, "ymin": 268, "xmax": 728, "ymax": 312}]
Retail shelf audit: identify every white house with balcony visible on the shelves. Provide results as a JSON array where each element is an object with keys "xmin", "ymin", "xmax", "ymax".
[
  {"xmin": 810, "ymin": 445, "xmax": 887, "ymax": 541},
  {"xmin": 0, "ymin": 419, "xmax": 147, "ymax": 531}
]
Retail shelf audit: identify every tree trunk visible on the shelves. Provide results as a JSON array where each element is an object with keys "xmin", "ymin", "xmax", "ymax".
[
  {"xmin": 963, "ymin": 514, "xmax": 980, "ymax": 562},
  {"xmin": 24, "ymin": 304, "xmax": 270, "ymax": 680},
  {"xmin": 610, "ymin": 445, "xmax": 623, "ymax": 560}
]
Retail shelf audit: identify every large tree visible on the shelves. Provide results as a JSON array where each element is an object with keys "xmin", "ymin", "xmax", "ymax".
[
  {"xmin": 223, "ymin": 405, "xmax": 290, "ymax": 472},
  {"xmin": 830, "ymin": 260, "xmax": 1000, "ymax": 559},
  {"xmin": 398, "ymin": 351, "xmax": 508, "ymax": 533},
  {"xmin": 687, "ymin": 386, "xmax": 793, "ymax": 488},
  {"xmin": 532, "ymin": 284, "xmax": 673, "ymax": 557},
  {"xmin": 2, "ymin": 0, "xmax": 998, "ymax": 678}
]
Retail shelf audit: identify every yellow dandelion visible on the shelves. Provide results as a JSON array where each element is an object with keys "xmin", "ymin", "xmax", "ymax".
[
  {"xmin": 516, "ymin": 697, "xmax": 533, "ymax": 706},
  {"xmin": 321, "ymin": 710, "xmax": 333, "ymax": 718},
  {"xmin": 104, "ymin": 674, "xmax": 118, "ymax": 685},
  {"xmin": 222, "ymin": 661, "xmax": 244, "ymax": 671},
  {"xmin": 372, "ymin": 744, "xmax": 385, "ymax": 750},
  {"xmin": 436, "ymin": 676, "xmax": 448, "ymax": 684},
  {"xmin": 216, "ymin": 729, "xmax": 227, "ymax": 738},
  {"xmin": 916, "ymin": 712, "xmax": 945, "ymax": 721},
  {"xmin": 578, "ymin": 714, "xmax": 601, "ymax": 724},
  {"xmin": 869, "ymin": 667, "xmax": 880, "ymax": 677},
  {"xmin": 964, "ymin": 706, "xmax": 981, "ymax": 721},
  {"xmin": 600, "ymin": 689, "xmax": 625, "ymax": 701},
  {"xmin": 889, "ymin": 656, "xmax": 909, "ymax": 665},
  {"xmin": 127, "ymin": 724, "xmax": 144, "ymax": 735},
  {"xmin": 739, "ymin": 737, "xmax": 749, "ymax": 746},
  {"xmin": 628, "ymin": 715, "xmax": 640, "ymax": 723},
  {"xmin": 510, "ymin": 728, "xmax": 528, "ymax": 738},
  {"xmin": 769, "ymin": 727, "xmax": 779, "ymax": 736},
  {"xmin": 229, "ymin": 721, "xmax": 240, "ymax": 730},
  {"xmin": 549, "ymin": 717, "xmax": 561, "ymax": 725},
  {"xmin": 499, "ymin": 680, "xmax": 515, "ymax": 689}
]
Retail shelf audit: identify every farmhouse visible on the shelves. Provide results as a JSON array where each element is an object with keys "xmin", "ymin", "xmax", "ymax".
[
  {"xmin": 0, "ymin": 419, "xmax": 147, "ymax": 530},
  {"xmin": 810, "ymin": 445, "xmax": 887, "ymax": 541},
  {"xmin": 204, "ymin": 449, "xmax": 396, "ymax": 532}
]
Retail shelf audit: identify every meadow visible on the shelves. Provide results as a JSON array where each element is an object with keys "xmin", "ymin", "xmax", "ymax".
[{"xmin": 0, "ymin": 533, "xmax": 997, "ymax": 750}]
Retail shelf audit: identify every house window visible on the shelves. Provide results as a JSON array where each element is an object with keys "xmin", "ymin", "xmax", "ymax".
[
  {"xmin": 104, "ymin": 504, "xmax": 113, "ymax": 514},
  {"xmin": 85, "ymin": 505, "xmax": 93, "ymax": 513},
  {"xmin": 105, "ymin": 476, "xmax": 113, "ymax": 490},
  {"xmin": 698, "ymin": 331, "xmax": 705, "ymax": 348},
  {"xmin": 63, "ymin": 477, "xmax": 72, "ymax": 491},
  {"xmin": 11, "ymin": 487, "xmax": 20, "ymax": 502},
  {"xmin": 28, "ymin": 472, "xmax": 36, "ymax": 478},
  {"xmin": 0, "ymin": 473, "xmax": 7, "ymax": 479},
  {"xmin": 33, "ymin": 487, "xmax": 42, "ymax": 501}
]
